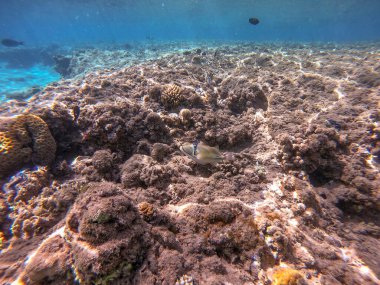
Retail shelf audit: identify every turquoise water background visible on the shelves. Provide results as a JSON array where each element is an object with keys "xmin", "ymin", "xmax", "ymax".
[
  {"xmin": 0, "ymin": 0, "xmax": 379, "ymax": 100},
  {"xmin": 0, "ymin": 64, "xmax": 59, "ymax": 101}
]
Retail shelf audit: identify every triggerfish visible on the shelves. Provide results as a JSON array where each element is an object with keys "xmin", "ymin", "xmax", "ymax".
[{"xmin": 180, "ymin": 141, "xmax": 223, "ymax": 165}]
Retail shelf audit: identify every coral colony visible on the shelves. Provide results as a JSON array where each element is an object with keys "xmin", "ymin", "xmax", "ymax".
[{"xmin": 0, "ymin": 42, "xmax": 379, "ymax": 285}]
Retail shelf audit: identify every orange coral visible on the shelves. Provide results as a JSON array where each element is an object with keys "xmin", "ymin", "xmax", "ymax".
[
  {"xmin": 0, "ymin": 115, "xmax": 56, "ymax": 177},
  {"xmin": 138, "ymin": 202, "xmax": 155, "ymax": 218},
  {"xmin": 0, "ymin": 231, "xmax": 5, "ymax": 249},
  {"xmin": 271, "ymin": 267, "xmax": 305, "ymax": 285}
]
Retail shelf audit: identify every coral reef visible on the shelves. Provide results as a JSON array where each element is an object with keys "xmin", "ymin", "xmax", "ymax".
[
  {"xmin": 271, "ymin": 267, "xmax": 306, "ymax": 285},
  {"xmin": 65, "ymin": 182, "xmax": 150, "ymax": 284},
  {"xmin": 0, "ymin": 114, "xmax": 56, "ymax": 177},
  {"xmin": 0, "ymin": 42, "xmax": 379, "ymax": 285},
  {"xmin": 161, "ymin": 84, "xmax": 184, "ymax": 109},
  {"xmin": 53, "ymin": 54, "xmax": 72, "ymax": 77},
  {"xmin": 21, "ymin": 234, "xmax": 73, "ymax": 284},
  {"xmin": 278, "ymin": 125, "xmax": 348, "ymax": 184}
]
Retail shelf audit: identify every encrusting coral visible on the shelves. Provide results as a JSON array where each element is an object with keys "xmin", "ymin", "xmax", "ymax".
[{"xmin": 0, "ymin": 114, "xmax": 56, "ymax": 177}]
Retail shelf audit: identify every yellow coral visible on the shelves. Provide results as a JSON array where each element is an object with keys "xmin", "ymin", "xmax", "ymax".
[
  {"xmin": 272, "ymin": 267, "xmax": 305, "ymax": 285},
  {"xmin": 161, "ymin": 84, "xmax": 184, "ymax": 108},
  {"xmin": 179, "ymin": 108, "xmax": 192, "ymax": 124},
  {"xmin": 0, "ymin": 231, "xmax": 4, "ymax": 249},
  {"xmin": 0, "ymin": 128, "xmax": 32, "ymax": 177},
  {"xmin": 0, "ymin": 132, "xmax": 14, "ymax": 154},
  {"xmin": 15, "ymin": 115, "xmax": 56, "ymax": 165},
  {"xmin": 0, "ymin": 114, "xmax": 56, "ymax": 177}
]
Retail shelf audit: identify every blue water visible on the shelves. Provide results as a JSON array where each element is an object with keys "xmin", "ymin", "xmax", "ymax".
[
  {"xmin": 1, "ymin": 0, "xmax": 380, "ymax": 43},
  {"xmin": 0, "ymin": 64, "xmax": 59, "ymax": 101},
  {"xmin": 0, "ymin": 0, "xmax": 380, "ymax": 100}
]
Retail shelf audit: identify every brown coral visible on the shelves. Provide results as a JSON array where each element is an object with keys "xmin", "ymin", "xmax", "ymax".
[
  {"xmin": 161, "ymin": 84, "xmax": 184, "ymax": 109},
  {"xmin": 65, "ymin": 182, "xmax": 150, "ymax": 284},
  {"xmin": 138, "ymin": 202, "xmax": 155, "ymax": 218},
  {"xmin": 179, "ymin": 108, "xmax": 192, "ymax": 125},
  {"xmin": 0, "ymin": 132, "xmax": 13, "ymax": 154},
  {"xmin": 16, "ymin": 115, "xmax": 57, "ymax": 165},
  {"xmin": 0, "ymin": 115, "xmax": 56, "ymax": 177}
]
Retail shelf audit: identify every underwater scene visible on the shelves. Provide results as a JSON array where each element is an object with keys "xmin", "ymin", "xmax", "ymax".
[{"xmin": 0, "ymin": 0, "xmax": 379, "ymax": 284}]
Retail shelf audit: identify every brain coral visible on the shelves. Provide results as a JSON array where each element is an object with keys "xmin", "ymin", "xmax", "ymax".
[{"xmin": 0, "ymin": 115, "xmax": 56, "ymax": 177}]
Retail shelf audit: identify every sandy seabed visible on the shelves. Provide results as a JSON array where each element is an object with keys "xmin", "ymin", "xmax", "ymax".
[{"xmin": 0, "ymin": 42, "xmax": 379, "ymax": 285}]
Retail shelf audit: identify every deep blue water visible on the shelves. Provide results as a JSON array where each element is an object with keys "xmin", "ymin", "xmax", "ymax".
[{"xmin": 0, "ymin": 0, "xmax": 379, "ymax": 100}]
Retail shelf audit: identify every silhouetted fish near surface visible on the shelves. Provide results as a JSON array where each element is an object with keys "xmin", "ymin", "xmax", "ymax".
[
  {"xmin": 249, "ymin": 18, "xmax": 260, "ymax": 25},
  {"xmin": 180, "ymin": 141, "xmax": 223, "ymax": 166},
  {"xmin": 1, "ymin": 38, "xmax": 24, "ymax": 47}
]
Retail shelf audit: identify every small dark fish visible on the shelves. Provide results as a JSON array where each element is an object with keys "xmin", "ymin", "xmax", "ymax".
[
  {"xmin": 73, "ymin": 105, "xmax": 80, "ymax": 121},
  {"xmin": 326, "ymin": 119, "xmax": 341, "ymax": 130},
  {"xmin": 249, "ymin": 18, "xmax": 260, "ymax": 25},
  {"xmin": 1, "ymin": 38, "xmax": 24, "ymax": 47},
  {"xmin": 124, "ymin": 43, "xmax": 132, "ymax": 50}
]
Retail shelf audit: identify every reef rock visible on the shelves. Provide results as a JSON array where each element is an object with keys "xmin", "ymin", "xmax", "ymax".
[{"xmin": 65, "ymin": 182, "xmax": 150, "ymax": 284}]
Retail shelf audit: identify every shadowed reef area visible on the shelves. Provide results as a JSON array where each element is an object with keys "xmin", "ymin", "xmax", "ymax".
[{"xmin": 0, "ymin": 42, "xmax": 379, "ymax": 285}]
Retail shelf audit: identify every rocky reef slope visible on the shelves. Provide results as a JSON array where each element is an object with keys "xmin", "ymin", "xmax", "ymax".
[{"xmin": 0, "ymin": 42, "xmax": 379, "ymax": 285}]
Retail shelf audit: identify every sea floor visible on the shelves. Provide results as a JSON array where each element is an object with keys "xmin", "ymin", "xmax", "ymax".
[{"xmin": 0, "ymin": 41, "xmax": 379, "ymax": 285}]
